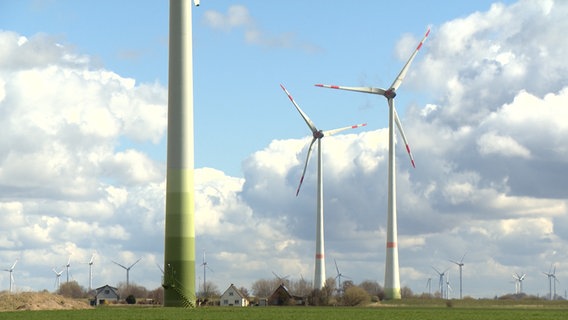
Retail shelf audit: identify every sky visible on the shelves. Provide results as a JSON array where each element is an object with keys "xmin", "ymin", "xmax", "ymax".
[{"xmin": 1, "ymin": 0, "xmax": 567, "ymax": 299}]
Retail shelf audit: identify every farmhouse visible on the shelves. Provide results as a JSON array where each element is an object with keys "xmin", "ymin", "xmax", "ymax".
[
  {"xmin": 92, "ymin": 284, "xmax": 120, "ymax": 305},
  {"xmin": 220, "ymin": 284, "xmax": 249, "ymax": 307},
  {"xmin": 268, "ymin": 283, "xmax": 305, "ymax": 306}
]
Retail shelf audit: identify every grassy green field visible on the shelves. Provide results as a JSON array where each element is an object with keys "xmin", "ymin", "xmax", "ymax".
[{"xmin": 2, "ymin": 300, "xmax": 568, "ymax": 320}]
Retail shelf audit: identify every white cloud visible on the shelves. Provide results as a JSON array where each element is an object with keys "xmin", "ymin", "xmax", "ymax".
[
  {"xmin": 202, "ymin": 5, "xmax": 321, "ymax": 53},
  {"xmin": 477, "ymin": 132, "xmax": 531, "ymax": 158}
]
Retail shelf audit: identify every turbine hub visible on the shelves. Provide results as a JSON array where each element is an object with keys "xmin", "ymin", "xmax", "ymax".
[
  {"xmin": 384, "ymin": 89, "xmax": 397, "ymax": 99},
  {"xmin": 314, "ymin": 130, "xmax": 324, "ymax": 139}
]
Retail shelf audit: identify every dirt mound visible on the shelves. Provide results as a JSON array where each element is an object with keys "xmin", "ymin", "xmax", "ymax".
[{"xmin": 0, "ymin": 292, "xmax": 92, "ymax": 312}]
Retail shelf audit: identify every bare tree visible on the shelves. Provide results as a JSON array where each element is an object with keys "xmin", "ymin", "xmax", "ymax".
[
  {"xmin": 289, "ymin": 277, "xmax": 312, "ymax": 297},
  {"xmin": 198, "ymin": 281, "xmax": 220, "ymax": 299},
  {"xmin": 359, "ymin": 280, "xmax": 384, "ymax": 300},
  {"xmin": 251, "ymin": 278, "xmax": 278, "ymax": 298},
  {"xmin": 118, "ymin": 282, "xmax": 148, "ymax": 299},
  {"xmin": 148, "ymin": 287, "xmax": 164, "ymax": 304},
  {"xmin": 57, "ymin": 281, "xmax": 86, "ymax": 299},
  {"xmin": 401, "ymin": 286, "xmax": 414, "ymax": 299},
  {"xmin": 238, "ymin": 286, "xmax": 250, "ymax": 299}
]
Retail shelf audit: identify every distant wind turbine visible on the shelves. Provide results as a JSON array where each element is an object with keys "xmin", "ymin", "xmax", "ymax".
[
  {"xmin": 445, "ymin": 272, "xmax": 452, "ymax": 300},
  {"xmin": 86, "ymin": 253, "xmax": 95, "ymax": 291},
  {"xmin": 512, "ymin": 272, "xmax": 526, "ymax": 294},
  {"xmin": 334, "ymin": 259, "xmax": 350, "ymax": 295},
  {"xmin": 53, "ymin": 267, "xmax": 64, "ymax": 290},
  {"xmin": 432, "ymin": 266, "xmax": 449, "ymax": 299},
  {"xmin": 112, "ymin": 258, "xmax": 142, "ymax": 287},
  {"xmin": 315, "ymin": 27, "xmax": 430, "ymax": 299},
  {"xmin": 4, "ymin": 260, "xmax": 18, "ymax": 293},
  {"xmin": 543, "ymin": 264, "xmax": 558, "ymax": 300},
  {"xmin": 280, "ymin": 84, "xmax": 366, "ymax": 290},
  {"xmin": 272, "ymin": 271, "xmax": 290, "ymax": 286},
  {"xmin": 449, "ymin": 252, "xmax": 466, "ymax": 299},
  {"xmin": 200, "ymin": 250, "xmax": 213, "ymax": 296},
  {"xmin": 65, "ymin": 256, "xmax": 71, "ymax": 283}
]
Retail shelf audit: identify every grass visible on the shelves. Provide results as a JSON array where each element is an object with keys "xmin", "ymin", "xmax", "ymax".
[{"xmin": 2, "ymin": 300, "xmax": 568, "ymax": 320}]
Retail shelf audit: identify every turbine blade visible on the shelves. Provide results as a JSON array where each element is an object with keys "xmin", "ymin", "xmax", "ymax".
[
  {"xmin": 296, "ymin": 137, "xmax": 317, "ymax": 196},
  {"xmin": 315, "ymin": 84, "xmax": 386, "ymax": 95},
  {"xmin": 389, "ymin": 28, "xmax": 430, "ymax": 91},
  {"xmin": 130, "ymin": 257, "xmax": 142, "ymax": 269},
  {"xmin": 323, "ymin": 123, "xmax": 367, "ymax": 137},
  {"xmin": 112, "ymin": 260, "xmax": 127, "ymax": 269},
  {"xmin": 391, "ymin": 100, "xmax": 416, "ymax": 168},
  {"xmin": 460, "ymin": 252, "xmax": 467, "ymax": 263},
  {"xmin": 280, "ymin": 84, "xmax": 319, "ymax": 134},
  {"xmin": 334, "ymin": 259, "xmax": 340, "ymax": 275}
]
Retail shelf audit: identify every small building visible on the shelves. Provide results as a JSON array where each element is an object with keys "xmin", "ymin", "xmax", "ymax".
[
  {"xmin": 220, "ymin": 284, "xmax": 249, "ymax": 307},
  {"xmin": 268, "ymin": 283, "xmax": 305, "ymax": 306},
  {"xmin": 93, "ymin": 284, "xmax": 120, "ymax": 306}
]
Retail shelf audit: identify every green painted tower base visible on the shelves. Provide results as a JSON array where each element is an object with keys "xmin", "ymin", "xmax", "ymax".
[{"xmin": 384, "ymin": 287, "xmax": 402, "ymax": 300}]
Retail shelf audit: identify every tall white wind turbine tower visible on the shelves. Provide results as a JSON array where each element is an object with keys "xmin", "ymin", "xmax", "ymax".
[
  {"xmin": 450, "ymin": 253, "xmax": 466, "ymax": 299},
  {"xmin": 113, "ymin": 258, "xmax": 142, "ymax": 288},
  {"xmin": 315, "ymin": 28, "xmax": 430, "ymax": 299},
  {"xmin": 164, "ymin": 0, "xmax": 200, "ymax": 308},
  {"xmin": 4, "ymin": 260, "xmax": 18, "ymax": 293},
  {"xmin": 281, "ymin": 84, "xmax": 366, "ymax": 290}
]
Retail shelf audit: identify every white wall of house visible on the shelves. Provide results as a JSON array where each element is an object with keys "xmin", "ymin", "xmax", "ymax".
[{"xmin": 220, "ymin": 284, "xmax": 249, "ymax": 307}]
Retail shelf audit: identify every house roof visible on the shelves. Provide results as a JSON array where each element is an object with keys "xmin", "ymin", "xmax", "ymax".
[
  {"xmin": 222, "ymin": 284, "xmax": 247, "ymax": 300},
  {"xmin": 94, "ymin": 284, "xmax": 119, "ymax": 296}
]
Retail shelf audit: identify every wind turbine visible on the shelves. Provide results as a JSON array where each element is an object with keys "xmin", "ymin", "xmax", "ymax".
[
  {"xmin": 426, "ymin": 278, "xmax": 432, "ymax": 296},
  {"xmin": 315, "ymin": 28, "xmax": 430, "ymax": 299},
  {"xmin": 449, "ymin": 252, "xmax": 466, "ymax": 299},
  {"xmin": 432, "ymin": 267, "xmax": 449, "ymax": 299},
  {"xmin": 272, "ymin": 271, "xmax": 290, "ymax": 286},
  {"xmin": 445, "ymin": 272, "xmax": 452, "ymax": 300},
  {"xmin": 512, "ymin": 272, "xmax": 526, "ymax": 294},
  {"xmin": 200, "ymin": 250, "xmax": 213, "ymax": 296},
  {"xmin": 543, "ymin": 264, "xmax": 558, "ymax": 300},
  {"xmin": 53, "ymin": 267, "xmax": 64, "ymax": 290},
  {"xmin": 86, "ymin": 253, "xmax": 95, "ymax": 292},
  {"xmin": 280, "ymin": 84, "xmax": 366, "ymax": 290},
  {"xmin": 4, "ymin": 260, "xmax": 18, "ymax": 293},
  {"xmin": 112, "ymin": 258, "xmax": 142, "ymax": 287},
  {"xmin": 65, "ymin": 256, "xmax": 71, "ymax": 283},
  {"xmin": 334, "ymin": 259, "xmax": 350, "ymax": 295}
]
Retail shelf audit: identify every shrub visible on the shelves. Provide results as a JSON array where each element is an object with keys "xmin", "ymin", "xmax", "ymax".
[
  {"xmin": 342, "ymin": 286, "xmax": 370, "ymax": 306},
  {"xmin": 125, "ymin": 294, "xmax": 136, "ymax": 304}
]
